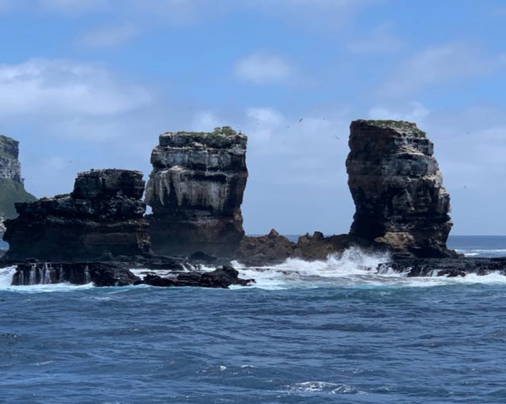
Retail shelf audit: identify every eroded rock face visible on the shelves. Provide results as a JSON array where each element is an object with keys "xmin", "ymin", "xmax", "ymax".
[
  {"xmin": 346, "ymin": 120, "xmax": 456, "ymax": 258},
  {"xmin": 0, "ymin": 135, "xmax": 36, "ymax": 237},
  {"xmin": 145, "ymin": 127, "xmax": 248, "ymax": 257},
  {"xmin": 4, "ymin": 169, "xmax": 151, "ymax": 261}
]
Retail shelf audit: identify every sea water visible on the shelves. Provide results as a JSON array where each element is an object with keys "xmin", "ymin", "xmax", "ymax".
[{"xmin": 1, "ymin": 236, "xmax": 506, "ymax": 403}]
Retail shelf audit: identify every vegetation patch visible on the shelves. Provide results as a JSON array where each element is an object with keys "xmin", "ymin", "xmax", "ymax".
[{"xmin": 0, "ymin": 178, "xmax": 36, "ymax": 219}]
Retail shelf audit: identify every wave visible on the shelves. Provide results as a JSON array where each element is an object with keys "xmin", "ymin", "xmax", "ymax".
[
  {"xmin": 2, "ymin": 247, "xmax": 506, "ymax": 292},
  {"xmin": 0, "ymin": 266, "xmax": 94, "ymax": 293},
  {"xmin": 232, "ymin": 247, "xmax": 506, "ymax": 290}
]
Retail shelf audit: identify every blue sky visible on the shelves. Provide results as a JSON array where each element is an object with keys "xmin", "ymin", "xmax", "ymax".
[{"xmin": 0, "ymin": 0, "xmax": 505, "ymax": 235}]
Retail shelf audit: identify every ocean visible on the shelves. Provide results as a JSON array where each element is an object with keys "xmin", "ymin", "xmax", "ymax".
[{"xmin": 1, "ymin": 235, "xmax": 506, "ymax": 404}]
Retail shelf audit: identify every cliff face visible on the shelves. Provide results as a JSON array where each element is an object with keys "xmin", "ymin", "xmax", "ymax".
[
  {"xmin": 145, "ymin": 127, "xmax": 248, "ymax": 257},
  {"xmin": 346, "ymin": 120, "xmax": 456, "ymax": 258},
  {"xmin": 4, "ymin": 169, "xmax": 151, "ymax": 261},
  {"xmin": 0, "ymin": 135, "xmax": 36, "ymax": 230}
]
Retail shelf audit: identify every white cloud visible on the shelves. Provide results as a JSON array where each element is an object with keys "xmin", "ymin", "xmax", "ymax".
[
  {"xmin": 0, "ymin": 59, "xmax": 151, "ymax": 118},
  {"xmin": 235, "ymin": 53, "xmax": 293, "ymax": 85},
  {"xmin": 81, "ymin": 24, "xmax": 139, "ymax": 48},
  {"xmin": 379, "ymin": 43, "xmax": 506, "ymax": 98},
  {"xmin": 348, "ymin": 21, "xmax": 403, "ymax": 54}
]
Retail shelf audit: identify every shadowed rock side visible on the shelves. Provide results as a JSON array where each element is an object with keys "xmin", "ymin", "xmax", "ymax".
[
  {"xmin": 4, "ymin": 169, "xmax": 151, "ymax": 261},
  {"xmin": 346, "ymin": 120, "xmax": 457, "ymax": 258},
  {"xmin": 145, "ymin": 127, "xmax": 248, "ymax": 257},
  {"xmin": 0, "ymin": 135, "xmax": 36, "ymax": 237}
]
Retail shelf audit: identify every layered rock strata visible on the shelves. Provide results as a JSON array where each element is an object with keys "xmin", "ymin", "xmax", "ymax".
[
  {"xmin": 346, "ymin": 120, "xmax": 456, "ymax": 258},
  {"xmin": 4, "ymin": 169, "xmax": 151, "ymax": 261},
  {"xmin": 145, "ymin": 127, "xmax": 248, "ymax": 257},
  {"xmin": 0, "ymin": 135, "xmax": 36, "ymax": 237}
]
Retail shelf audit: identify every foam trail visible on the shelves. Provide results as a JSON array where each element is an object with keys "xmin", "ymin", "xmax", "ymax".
[{"xmin": 232, "ymin": 247, "xmax": 506, "ymax": 290}]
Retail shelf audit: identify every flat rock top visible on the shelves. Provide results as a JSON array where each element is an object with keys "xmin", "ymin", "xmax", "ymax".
[
  {"xmin": 72, "ymin": 169, "xmax": 145, "ymax": 200},
  {"xmin": 158, "ymin": 127, "xmax": 247, "ymax": 149},
  {"xmin": 351, "ymin": 120, "xmax": 427, "ymax": 138}
]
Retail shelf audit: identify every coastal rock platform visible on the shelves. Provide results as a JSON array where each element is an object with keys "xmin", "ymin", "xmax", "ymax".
[{"xmin": 6, "ymin": 256, "xmax": 254, "ymax": 289}]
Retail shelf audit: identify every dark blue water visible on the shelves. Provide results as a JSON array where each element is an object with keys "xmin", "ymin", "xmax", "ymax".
[
  {"xmin": 2, "ymin": 285, "xmax": 506, "ymax": 403},
  {"xmin": 2, "ymin": 236, "xmax": 506, "ymax": 403}
]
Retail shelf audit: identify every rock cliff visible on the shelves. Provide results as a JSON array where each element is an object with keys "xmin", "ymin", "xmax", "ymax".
[
  {"xmin": 0, "ymin": 135, "xmax": 36, "ymax": 236},
  {"xmin": 346, "ymin": 120, "xmax": 456, "ymax": 258},
  {"xmin": 4, "ymin": 169, "xmax": 151, "ymax": 261},
  {"xmin": 145, "ymin": 126, "xmax": 248, "ymax": 257}
]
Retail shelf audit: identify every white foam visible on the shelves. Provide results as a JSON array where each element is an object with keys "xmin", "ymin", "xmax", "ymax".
[
  {"xmin": 233, "ymin": 247, "xmax": 506, "ymax": 290},
  {"xmin": 0, "ymin": 265, "xmax": 94, "ymax": 292},
  {"xmin": 288, "ymin": 381, "xmax": 366, "ymax": 395}
]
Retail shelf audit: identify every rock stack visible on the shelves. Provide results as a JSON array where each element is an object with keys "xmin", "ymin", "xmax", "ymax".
[
  {"xmin": 145, "ymin": 127, "xmax": 248, "ymax": 257},
  {"xmin": 4, "ymin": 169, "xmax": 151, "ymax": 261},
  {"xmin": 346, "ymin": 120, "xmax": 456, "ymax": 258}
]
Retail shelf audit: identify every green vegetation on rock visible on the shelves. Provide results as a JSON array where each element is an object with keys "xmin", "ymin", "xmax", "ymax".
[
  {"xmin": 363, "ymin": 120, "xmax": 426, "ymax": 137},
  {"xmin": 0, "ymin": 178, "xmax": 36, "ymax": 219},
  {"xmin": 174, "ymin": 126, "xmax": 241, "ymax": 137}
]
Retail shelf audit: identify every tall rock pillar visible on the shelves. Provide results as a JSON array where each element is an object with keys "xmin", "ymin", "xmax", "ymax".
[
  {"xmin": 145, "ymin": 127, "xmax": 248, "ymax": 257},
  {"xmin": 346, "ymin": 120, "xmax": 456, "ymax": 258}
]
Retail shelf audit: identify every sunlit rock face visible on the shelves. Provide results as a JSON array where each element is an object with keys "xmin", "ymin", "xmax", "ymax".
[
  {"xmin": 4, "ymin": 169, "xmax": 151, "ymax": 261},
  {"xmin": 0, "ymin": 135, "xmax": 36, "ymax": 238},
  {"xmin": 145, "ymin": 127, "xmax": 248, "ymax": 257},
  {"xmin": 346, "ymin": 120, "xmax": 457, "ymax": 258}
]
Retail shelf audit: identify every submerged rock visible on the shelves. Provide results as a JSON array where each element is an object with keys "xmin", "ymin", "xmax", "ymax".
[
  {"xmin": 346, "ymin": 120, "xmax": 457, "ymax": 258},
  {"xmin": 4, "ymin": 169, "xmax": 151, "ymax": 261},
  {"xmin": 145, "ymin": 126, "xmax": 248, "ymax": 257}
]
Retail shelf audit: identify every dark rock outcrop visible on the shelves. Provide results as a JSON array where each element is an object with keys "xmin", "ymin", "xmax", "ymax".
[
  {"xmin": 0, "ymin": 135, "xmax": 36, "ymax": 236},
  {"xmin": 379, "ymin": 257, "xmax": 506, "ymax": 277},
  {"xmin": 4, "ymin": 169, "xmax": 151, "ymax": 261},
  {"xmin": 9, "ymin": 260, "xmax": 253, "ymax": 288},
  {"xmin": 12, "ymin": 262, "xmax": 141, "ymax": 287},
  {"xmin": 346, "ymin": 120, "xmax": 457, "ymax": 258},
  {"xmin": 235, "ymin": 229, "xmax": 361, "ymax": 266},
  {"xmin": 144, "ymin": 265, "xmax": 254, "ymax": 288},
  {"xmin": 145, "ymin": 127, "xmax": 248, "ymax": 257},
  {"xmin": 236, "ymin": 229, "xmax": 297, "ymax": 266}
]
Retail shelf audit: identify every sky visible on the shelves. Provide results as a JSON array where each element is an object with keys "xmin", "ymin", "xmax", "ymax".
[{"xmin": 0, "ymin": 0, "xmax": 505, "ymax": 236}]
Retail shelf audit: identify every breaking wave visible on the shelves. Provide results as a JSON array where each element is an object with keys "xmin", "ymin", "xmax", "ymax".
[{"xmin": 232, "ymin": 247, "xmax": 506, "ymax": 290}]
